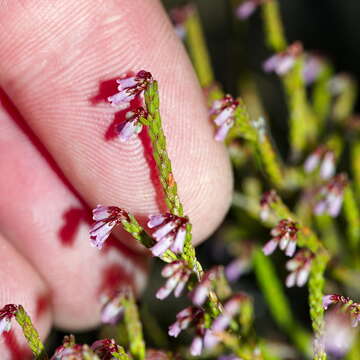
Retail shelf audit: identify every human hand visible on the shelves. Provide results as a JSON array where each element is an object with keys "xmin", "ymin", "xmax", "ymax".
[{"xmin": 0, "ymin": 0, "xmax": 232, "ymax": 356}]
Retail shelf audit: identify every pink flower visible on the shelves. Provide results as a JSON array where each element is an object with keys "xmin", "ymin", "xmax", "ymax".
[
  {"xmin": 324, "ymin": 310, "xmax": 356, "ymax": 358},
  {"xmin": 259, "ymin": 190, "xmax": 279, "ymax": 221},
  {"xmin": 100, "ymin": 293, "xmax": 124, "ymax": 324},
  {"xmin": 209, "ymin": 95, "xmax": 239, "ymax": 142},
  {"xmin": 322, "ymin": 294, "xmax": 360, "ymax": 328},
  {"xmin": 304, "ymin": 146, "xmax": 335, "ymax": 180},
  {"xmin": 235, "ymin": 0, "xmax": 262, "ymax": 20},
  {"xmin": 0, "ymin": 304, "xmax": 17, "ymax": 335},
  {"xmin": 156, "ymin": 261, "xmax": 191, "ymax": 300},
  {"xmin": 168, "ymin": 307, "xmax": 202, "ymax": 338},
  {"xmin": 116, "ymin": 107, "xmax": 147, "ymax": 142},
  {"xmin": 303, "ymin": 54, "xmax": 324, "ymax": 85},
  {"xmin": 314, "ymin": 173, "xmax": 347, "ymax": 217},
  {"xmin": 91, "ymin": 339, "xmax": 121, "ymax": 359},
  {"xmin": 225, "ymin": 258, "xmax": 251, "ymax": 282},
  {"xmin": 89, "ymin": 205, "xmax": 129, "ymax": 249},
  {"xmin": 169, "ymin": 306, "xmax": 208, "ymax": 355},
  {"xmin": 285, "ymin": 250, "xmax": 313, "ymax": 287},
  {"xmin": 263, "ymin": 219, "xmax": 298, "ymax": 257},
  {"xmin": 108, "ymin": 70, "xmax": 153, "ymax": 108},
  {"xmin": 148, "ymin": 213, "xmax": 189, "ymax": 257},
  {"xmin": 169, "ymin": 4, "xmax": 195, "ymax": 39},
  {"xmin": 190, "ymin": 336, "xmax": 203, "ymax": 356},
  {"xmin": 204, "ymin": 294, "xmax": 245, "ymax": 349},
  {"xmin": 189, "ymin": 267, "xmax": 222, "ymax": 306},
  {"xmin": 51, "ymin": 344, "xmax": 84, "ymax": 360},
  {"xmin": 263, "ymin": 42, "xmax": 303, "ymax": 76}
]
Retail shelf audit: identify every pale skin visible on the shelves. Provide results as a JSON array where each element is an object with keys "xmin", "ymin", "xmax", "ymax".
[{"xmin": 0, "ymin": 0, "xmax": 232, "ymax": 355}]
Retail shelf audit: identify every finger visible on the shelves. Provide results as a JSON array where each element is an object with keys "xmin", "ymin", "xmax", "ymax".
[
  {"xmin": 0, "ymin": 233, "xmax": 51, "ymax": 360},
  {"xmin": 0, "ymin": 0, "xmax": 233, "ymax": 246},
  {"xmin": 0, "ymin": 94, "xmax": 147, "ymax": 330}
]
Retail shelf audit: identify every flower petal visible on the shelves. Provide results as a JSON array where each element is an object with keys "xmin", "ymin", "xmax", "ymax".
[
  {"xmin": 150, "ymin": 235, "xmax": 173, "ymax": 257},
  {"xmin": 170, "ymin": 227, "xmax": 186, "ymax": 253},
  {"xmin": 148, "ymin": 214, "xmax": 166, "ymax": 229},
  {"xmin": 152, "ymin": 221, "xmax": 176, "ymax": 241},
  {"xmin": 262, "ymin": 239, "xmax": 278, "ymax": 255}
]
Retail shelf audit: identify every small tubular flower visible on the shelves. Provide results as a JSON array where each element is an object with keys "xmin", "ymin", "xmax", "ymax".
[
  {"xmin": 204, "ymin": 294, "xmax": 245, "ymax": 349},
  {"xmin": 323, "ymin": 310, "xmax": 356, "ymax": 358},
  {"xmin": 189, "ymin": 266, "xmax": 222, "ymax": 306},
  {"xmin": 314, "ymin": 173, "xmax": 347, "ymax": 217},
  {"xmin": 169, "ymin": 307, "xmax": 208, "ymax": 356},
  {"xmin": 323, "ymin": 294, "xmax": 360, "ymax": 327},
  {"xmin": 263, "ymin": 42, "xmax": 303, "ymax": 76},
  {"xmin": 156, "ymin": 261, "xmax": 191, "ymax": 300},
  {"xmin": 263, "ymin": 219, "xmax": 298, "ymax": 257},
  {"xmin": 116, "ymin": 107, "xmax": 147, "ymax": 142},
  {"xmin": 209, "ymin": 95, "xmax": 239, "ymax": 142},
  {"xmin": 100, "ymin": 293, "xmax": 124, "ymax": 325},
  {"xmin": 259, "ymin": 190, "xmax": 279, "ymax": 221},
  {"xmin": 304, "ymin": 145, "xmax": 336, "ymax": 180},
  {"xmin": 91, "ymin": 339, "xmax": 121, "ymax": 360},
  {"xmin": 89, "ymin": 205, "xmax": 129, "ymax": 249},
  {"xmin": 235, "ymin": 0, "xmax": 265, "ymax": 20},
  {"xmin": 51, "ymin": 343, "xmax": 98, "ymax": 360},
  {"xmin": 108, "ymin": 70, "xmax": 153, "ymax": 108},
  {"xmin": 285, "ymin": 250, "xmax": 314, "ymax": 287},
  {"xmin": 168, "ymin": 307, "xmax": 202, "ymax": 338},
  {"xmin": 0, "ymin": 304, "xmax": 17, "ymax": 335},
  {"xmin": 225, "ymin": 258, "xmax": 251, "ymax": 282},
  {"xmin": 148, "ymin": 213, "xmax": 189, "ymax": 257},
  {"xmin": 303, "ymin": 54, "xmax": 324, "ymax": 85}
]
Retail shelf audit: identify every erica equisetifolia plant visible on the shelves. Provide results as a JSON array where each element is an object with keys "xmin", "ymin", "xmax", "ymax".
[{"xmin": 1, "ymin": 0, "xmax": 360, "ymax": 359}]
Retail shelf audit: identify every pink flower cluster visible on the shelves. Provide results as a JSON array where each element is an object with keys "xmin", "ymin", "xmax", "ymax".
[
  {"xmin": 91, "ymin": 339, "xmax": 121, "ymax": 360},
  {"xmin": 314, "ymin": 173, "xmax": 347, "ymax": 217},
  {"xmin": 0, "ymin": 304, "xmax": 18, "ymax": 335},
  {"xmin": 148, "ymin": 213, "xmax": 189, "ymax": 257},
  {"xmin": 285, "ymin": 249, "xmax": 314, "ymax": 287},
  {"xmin": 89, "ymin": 205, "xmax": 129, "ymax": 249},
  {"xmin": 51, "ymin": 338, "xmax": 120, "ymax": 360},
  {"xmin": 189, "ymin": 266, "xmax": 222, "ymax": 306},
  {"xmin": 156, "ymin": 260, "xmax": 191, "ymax": 300},
  {"xmin": 263, "ymin": 42, "xmax": 303, "ymax": 76},
  {"xmin": 210, "ymin": 95, "xmax": 239, "ymax": 142},
  {"xmin": 168, "ymin": 306, "xmax": 206, "ymax": 356},
  {"xmin": 100, "ymin": 292, "xmax": 124, "ymax": 325},
  {"xmin": 108, "ymin": 70, "xmax": 152, "ymax": 108},
  {"xmin": 235, "ymin": 0, "xmax": 266, "ymax": 20},
  {"xmin": 116, "ymin": 107, "xmax": 147, "ymax": 143},
  {"xmin": 108, "ymin": 70, "xmax": 153, "ymax": 142},
  {"xmin": 168, "ymin": 294, "xmax": 244, "ymax": 356},
  {"xmin": 304, "ymin": 145, "xmax": 336, "ymax": 180},
  {"xmin": 203, "ymin": 294, "xmax": 245, "ymax": 350},
  {"xmin": 263, "ymin": 219, "xmax": 298, "ymax": 257},
  {"xmin": 259, "ymin": 189, "xmax": 279, "ymax": 221},
  {"xmin": 323, "ymin": 294, "xmax": 360, "ymax": 327}
]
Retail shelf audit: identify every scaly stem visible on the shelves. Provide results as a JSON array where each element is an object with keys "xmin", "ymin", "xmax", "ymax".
[
  {"xmin": 184, "ymin": 6, "xmax": 215, "ymax": 88},
  {"xmin": 121, "ymin": 291, "xmax": 146, "ymax": 360},
  {"xmin": 253, "ymin": 249, "xmax": 311, "ymax": 356},
  {"xmin": 261, "ymin": 0, "xmax": 287, "ymax": 52},
  {"xmin": 15, "ymin": 306, "xmax": 48, "ymax": 360}
]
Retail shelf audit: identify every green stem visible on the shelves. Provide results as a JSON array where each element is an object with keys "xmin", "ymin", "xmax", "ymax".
[
  {"xmin": 15, "ymin": 306, "xmax": 48, "ymax": 360},
  {"xmin": 253, "ymin": 249, "xmax": 311, "ymax": 356},
  {"xmin": 308, "ymin": 252, "xmax": 329, "ymax": 360},
  {"xmin": 343, "ymin": 184, "xmax": 360, "ymax": 264},
  {"xmin": 261, "ymin": 0, "xmax": 287, "ymax": 52},
  {"xmin": 121, "ymin": 291, "xmax": 146, "ymax": 360},
  {"xmin": 184, "ymin": 6, "xmax": 214, "ymax": 88}
]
